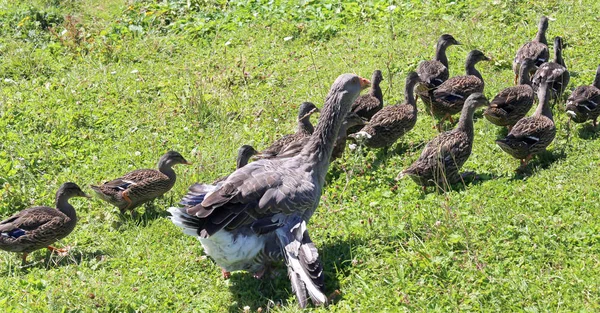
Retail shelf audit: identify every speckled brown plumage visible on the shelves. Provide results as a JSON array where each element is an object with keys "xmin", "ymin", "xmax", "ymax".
[
  {"xmin": 398, "ymin": 93, "xmax": 489, "ymax": 187},
  {"xmin": 532, "ymin": 37, "xmax": 570, "ymax": 100},
  {"xmin": 255, "ymin": 102, "xmax": 318, "ymax": 159},
  {"xmin": 91, "ymin": 151, "xmax": 190, "ymax": 213},
  {"xmin": 496, "ymin": 82, "xmax": 556, "ymax": 166},
  {"xmin": 416, "ymin": 34, "xmax": 461, "ymax": 110},
  {"xmin": 430, "ymin": 50, "xmax": 489, "ymax": 126},
  {"xmin": 566, "ymin": 65, "xmax": 600, "ymax": 126},
  {"xmin": 484, "ymin": 58, "xmax": 536, "ymax": 128},
  {"xmin": 350, "ymin": 70, "xmax": 383, "ymax": 121},
  {"xmin": 513, "ymin": 16, "xmax": 549, "ymax": 83},
  {"xmin": 0, "ymin": 183, "xmax": 89, "ymax": 263},
  {"xmin": 350, "ymin": 72, "xmax": 422, "ymax": 149}
]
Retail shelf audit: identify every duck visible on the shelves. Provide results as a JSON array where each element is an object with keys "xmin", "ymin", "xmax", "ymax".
[
  {"xmin": 330, "ymin": 112, "xmax": 367, "ymax": 161},
  {"xmin": 397, "ymin": 93, "xmax": 489, "ymax": 188},
  {"xmin": 496, "ymin": 81, "xmax": 556, "ymax": 168},
  {"xmin": 415, "ymin": 34, "xmax": 461, "ymax": 110},
  {"xmin": 347, "ymin": 70, "xmax": 383, "ymax": 133},
  {"xmin": 91, "ymin": 151, "xmax": 191, "ymax": 214},
  {"xmin": 349, "ymin": 72, "xmax": 422, "ymax": 149},
  {"xmin": 168, "ymin": 73, "xmax": 369, "ymax": 308},
  {"xmin": 430, "ymin": 50, "xmax": 490, "ymax": 130},
  {"xmin": 0, "ymin": 182, "xmax": 89, "ymax": 264},
  {"xmin": 484, "ymin": 58, "xmax": 537, "ymax": 130},
  {"xmin": 513, "ymin": 16, "xmax": 550, "ymax": 84},
  {"xmin": 255, "ymin": 102, "xmax": 319, "ymax": 160},
  {"xmin": 566, "ymin": 65, "xmax": 600, "ymax": 126},
  {"xmin": 532, "ymin": 36, "xmax": 570, "ymax": 102},
  {"xmin": 213, "ymin": 145, "xmax": 258, "ymax": 184}
]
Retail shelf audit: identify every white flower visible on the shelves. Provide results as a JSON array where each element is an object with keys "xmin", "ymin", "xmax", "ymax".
[{"xmin": 284, "ymin": 36, "xmax": 293, "ymax": 41}]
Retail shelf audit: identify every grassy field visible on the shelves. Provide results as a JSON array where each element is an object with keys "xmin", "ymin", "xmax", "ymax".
[{"xmin": 2, "ymin": 0, "xmax": 600, "ymax": 311}]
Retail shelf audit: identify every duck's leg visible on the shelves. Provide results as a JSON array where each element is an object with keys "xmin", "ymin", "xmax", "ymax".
[
  {"xmin": 21, "ymin": 253, "xmax": 28, "ymax": 266},
  {"xmin": 446, "ymin": 113, "xmax": 455, "ymax": 124},
  {"xmin": 221, "ymin": 268, "xmax": 231, "ymax": 279},
  {"xmin": 47, "ymin": 245, "xmax": 70, "ymax": 256},
  {"xmin": 513, "ymin": 74, "xmax": 518, "ymax": 85},
  {"xmin": 593, "ymin": 118, "xmax": 598, "ymax": 128},
  {"xmin": 507, "ymin": 125, "xmax": 513, "ymax": 132}
]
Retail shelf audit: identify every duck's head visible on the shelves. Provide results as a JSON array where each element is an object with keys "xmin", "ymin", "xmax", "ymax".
[
  {"xmin": 57, "ymin": 182, "xmax": 90, "ymax": 200},
  {"xmin": 236, "ymin": 145, "xmax": 258, "ymax": 168},
  {"xmin": 465, "ymin": 93, "xmax": 490, "ymax": 109},
  {"xmin": 371, "ymin": 70, "xmax": 384, "ymax": 86},
  {"xmin": 439, "ymin": 34, "xmax": 461, "ymax": 46},
  {"xmin": 343, "ymin": 112, "xmax": 368, "ymax": 130},
  {"xmin": 297, "ymin": 102, "xmax": 319, "ymax": 122},
  {"xmin": 467, "ymin": 50, "xmax": 490, "ymax": 64},
  {"xmin": 160, "ymin": 151, "xmax": 192, "ymax": 167}
]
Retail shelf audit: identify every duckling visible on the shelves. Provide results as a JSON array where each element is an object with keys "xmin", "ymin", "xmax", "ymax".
[{"xmin": 398, "ymin": 93, "xmax": 489, "ymax": 188}]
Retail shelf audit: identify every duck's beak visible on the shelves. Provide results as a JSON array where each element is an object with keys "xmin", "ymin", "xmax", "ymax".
[
  {"xmin": 359, "ymin": 77, "xmax": 371, "ymax": 89},
  {"xmin": 183, "ymin": 161, "xmax": 193, "ymax": 165},
  {"xmin": 83, "ymin": 194, "xmax": 92, "ymax": 199}
]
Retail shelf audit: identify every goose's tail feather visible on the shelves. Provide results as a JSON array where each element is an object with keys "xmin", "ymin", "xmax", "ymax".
[{"xmin": 276, "ymin": 215, "xmax": 326, "ymax": 308}]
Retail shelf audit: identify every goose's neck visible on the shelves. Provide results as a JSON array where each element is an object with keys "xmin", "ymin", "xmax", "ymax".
[
  {"xmin": 457, "ymin": 105, "xmax": 477, "ymax": 138},
  {"xmin": 435, "ymin": 43, "xmax": 449, "ymax": 68},
  {"xmin": 302, "ymin": 94, "xmax": 347, "ymax": 183},
  {"xmin": 55, "ymin": 197, "xmax": 77, "ymax": 224},
  {"xmin": 534, "ymin": 87, "xmax": 553, "ymax": 121},
  {"xmin": 466, "ymin": 63, "xmax": 483, "ymax": 82}
]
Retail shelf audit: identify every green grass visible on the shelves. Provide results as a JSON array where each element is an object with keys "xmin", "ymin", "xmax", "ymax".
[{"xmin": 2, "ymin": 0, "xmax": 600, "ymax": 311}]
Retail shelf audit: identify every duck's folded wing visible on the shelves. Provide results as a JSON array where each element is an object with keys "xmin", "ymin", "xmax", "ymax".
[
  {"xmin": 0, "ymin": 207, "xmax": 65, "ymax": 237},
  {"xmin": 275, "ymin": 214, "xmax": 326, "ymax": 308}
]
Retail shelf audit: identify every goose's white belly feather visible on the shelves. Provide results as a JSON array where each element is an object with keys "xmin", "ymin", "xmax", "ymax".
[{"xmin": 199, "ymin": 230, "xmax": 266, "ymax": 272}]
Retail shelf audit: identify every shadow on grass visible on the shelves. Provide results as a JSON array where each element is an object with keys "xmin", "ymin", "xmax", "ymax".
[
  {"xmin": 226, "ymin": 237, "xmax": 365, "ymax": 312},
  {"xmin": 114, "ymin": 201, "xmax": 170, "ymax": 229},
  {"xmin": 4, "ymin": 248, "xmax": 109, "ymax": 273},
  {"xmin": 576, "ymin": 123, "xmax": 599, "ymax": 140},
  {"xmin": 511, "ymin": 149, "xmax": 567, "ymax": 180},
  {"xmin": 418, "ymin": 171, "xmax": 498, "ymax": 194}
]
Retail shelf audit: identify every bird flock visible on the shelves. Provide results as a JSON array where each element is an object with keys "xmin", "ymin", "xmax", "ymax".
[{"xmin": 1, "ymin": 15, "xmax": 600, "ymax": 308}]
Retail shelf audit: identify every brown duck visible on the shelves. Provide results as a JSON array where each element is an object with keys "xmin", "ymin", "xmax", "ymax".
[
  {"xmin": 430, "ymin": 50, "xmax": 490, "ymax": 130},
  {"xmin": 496, "ymin": 81, "xmax": 556, "ymax": 168},
  {"xmin": 484, "ymin": 58, "xmax": 537, "ymax": 130},
  {"xmin": 513, "ymin": 16, "xmax": 550, "ymax": 84},
  {"xmin": 349, "ymin": 72, "xmax": 422, "ymax": 148},
  {"xmin": 566, "ymin": 65, "xmax": 600, "ymax": 126},
  {"xmin": 91, "ymin": 151, "xmax": 191, "ymax": 213},
  {"xmin": 416, "ymin": 34, "xmax": 461, "ymax": 110},
  {"xmin": 398, "ymin": 93, "xmax": 489, "ymax": 188},
  {"xmin": 0, "ymin": 182, "xmax": 89, "ymax": 264},
  {"xmin": 532, "ymin": 36, "xmax": 570, "ymax": 101}
]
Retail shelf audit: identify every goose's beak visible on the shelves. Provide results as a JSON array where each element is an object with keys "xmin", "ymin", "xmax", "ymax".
[{"xmin": 359, "ymin": 77, "xmax": 371, "ymax": 89}]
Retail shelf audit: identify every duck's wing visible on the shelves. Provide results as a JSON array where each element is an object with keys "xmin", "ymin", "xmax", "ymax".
[{"xmin": 0, "ymin": 207, "xmax": 67, "ymax": 238}]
